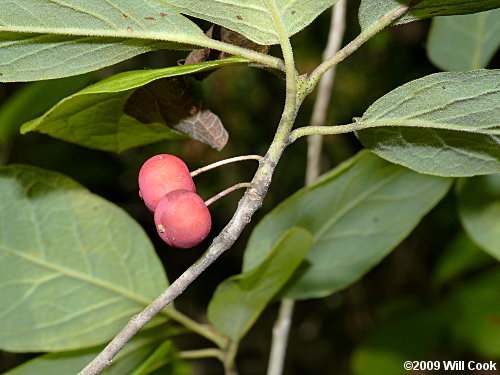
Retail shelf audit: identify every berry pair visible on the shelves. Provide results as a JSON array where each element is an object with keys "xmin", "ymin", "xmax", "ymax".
[{"xmin": 138, "ymin": 154, "xmax": 211, "ymax": 249}]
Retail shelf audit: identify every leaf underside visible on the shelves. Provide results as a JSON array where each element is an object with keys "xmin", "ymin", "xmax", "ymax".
[
  {"xmin": 0, "ymin": 0, "xmax": 208, "ymax": 82},
  {"xmin": 0, "ymin": 0, "xmax": 340, "ymax": 81},
  {"xmin": 357, "ymin": 70, "xmax": 500, "ymax": 177},
  {"xmin": 169, "ymin": 0, "xmax": 340, "ymax": 45},
  {"xmin": 0, "ymin": 32, "xmax": 186, "ymax": 82},
  {"xmin": 359, "ymin": 0, "xmax": 500, "ymax": 30}
]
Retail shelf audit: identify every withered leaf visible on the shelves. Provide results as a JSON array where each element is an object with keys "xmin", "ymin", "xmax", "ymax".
[
  {"xmin": 183, "ymin": 26, "xmax": 217, "ymax": 66},
  {"xmin": 125, "ymin": 77, "xmax": 228, "ymax": 150},
  {"xmin": 219, "ymin": 27, "xmax": 270, "ymax": 58},
  {"xmin": 173, "ymin": 109, "xmax": 228, "ymax": 151},
  {"xmin": 182, "ymin": 25, "xmax": 270, "ymax": 66}
]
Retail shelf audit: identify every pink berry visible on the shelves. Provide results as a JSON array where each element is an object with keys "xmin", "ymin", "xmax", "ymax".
[
  {"xmin": 154, "ymin": 190, "xmax": 211, "ymax": 249},
  {"xmin": 138, "ymin": 154, "xmax": 195, "ymax": 212}
]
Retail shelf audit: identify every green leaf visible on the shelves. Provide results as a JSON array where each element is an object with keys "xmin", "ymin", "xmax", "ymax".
[
  {"xmin": 457, "ymin": 174, "xmax": 500, "ymax": 260},
  {"xmin": 427, "ymin": 9, "xmax": 500, "ymax": 72},
  {"xmin": 356, "ymin": 70, "xmax": 500, "ymax": 177},
  {"xmin": 0, "ymin": 1, "xmax": 206, "ymax": 39},
  {"xmin": 0, "ymin": 165, "xmax": 168, "ymax": 352},
  {"xmin": 0, "ymin": 32, "xmax": 186, "ymax": 82},
  {"xmin": 433, "ymin": 232, "xmax": 496, "ymax": 286},
  {"xmin": 169, "ymin": 0, "xmax": 340, "ymax": 45},
  {"xmin": 20, "ymin": 58, "xmax": 247, "ymax": 152},
  {"xmin": 359, "ymin": 0, "xmax": 500, "ymax": 30},
  {"xmin": 243, "ymin": 151, "xmax": 452, "ymax": 300},
  {"xmin": 0, "ymin": 0, "xmax": 210, "ymax": 82},
  {"xmin": 208, "ymin": 227, "xmax": 312, "ymax": 341},
  {"xmin": 0, "ymin": 74, "xmax": 93, "ymax": 143},
  {"xmin": 448, "ymin": 269, "xmax": 500, "ymax": 358},
  {"xmin": 130, "ymin": 340, "xmax": 179, "ymax": 375},
  {"xmin": 3, "ymin": 329, "xmax": 171, "ymax": 375}
]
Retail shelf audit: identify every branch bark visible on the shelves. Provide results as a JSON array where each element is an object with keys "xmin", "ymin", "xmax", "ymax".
[{"xmin": 267, "ymin": 299, "xmax": 295, "ymax": 375}]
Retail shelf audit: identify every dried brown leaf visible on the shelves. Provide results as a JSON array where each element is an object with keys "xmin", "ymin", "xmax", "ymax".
[
  {"xmin": 125, "ymin": 77, "xmax": 228, "ymax": 150},
  {"xmin": 182, "ymin": 26, "xmax": 270, "ymax": 66},
  {"xmin": 220, "ymin": 27, "xmax": 270, "ymax": 59},
  {"xmin": 173, "ymin": 109, "xmax": 228, "ymax": 151}
]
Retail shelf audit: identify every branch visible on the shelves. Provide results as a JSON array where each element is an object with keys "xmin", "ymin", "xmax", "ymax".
[
  {"xmin": 300, "ymin": 4, "xmax": 410, "ymax": 99},
  {"xmin": 78, "ymin": 0, "xmax": 305, "ymax": 372},
  {"xmin": 263, "ymin": 0, "xmax": 297, "ymax": 104},
  {"xmin": 223, "ymin": 341, "xmax": 240, "ymax": 375},
  {"xmin": 78, "ymin": 22, "xmax": 300, "ymax": 375},
  {"xmin": 78, "ymin": 160, "xmax": 277, "ymax": 375},
  {"xmin": 267, "ymin": 299, "xmax": 295, "ymax": 375}
]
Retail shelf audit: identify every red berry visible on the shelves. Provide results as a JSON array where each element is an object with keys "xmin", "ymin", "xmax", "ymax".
[
  {"xmin": 138, "ymin": 154, "xmax": 195, "ymax": 212},
  {"xmin": 154, "ymin": 190, "xmax": 211, "ymax": 249}
]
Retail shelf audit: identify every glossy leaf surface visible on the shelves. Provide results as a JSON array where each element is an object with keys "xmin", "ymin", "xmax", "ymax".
[{"xmin": 21, "ymin": 58, "xmax": 247, "ymax": 152}]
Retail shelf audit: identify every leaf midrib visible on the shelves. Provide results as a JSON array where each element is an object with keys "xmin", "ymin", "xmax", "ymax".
[
  {"xmin": 0, "ymin": 25, "xmax": 208, "ymax": 45},
  {"xmin": 471, "ymin": 12, "xmax": 486, "ymax": 69},
  {"xmin": 314, "ymin": 170, "xmax": 404, "ymax": 241},
  {"xmin": 365, "ymin": 71, "xmax": 497, "ymax": 121},
  {"xmin": 360, "ymin": 118, "xmax": 500, "ymax": 134},
  {"xmin": 0, "ymin": 244, "xmax": 158, "ymax": 309}
]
